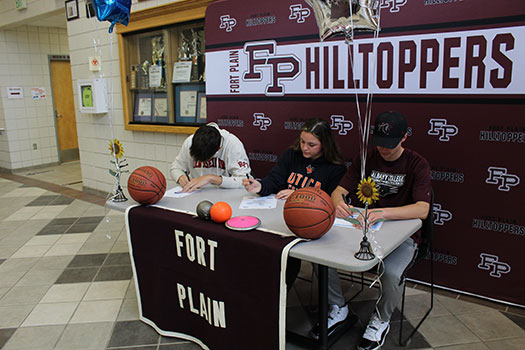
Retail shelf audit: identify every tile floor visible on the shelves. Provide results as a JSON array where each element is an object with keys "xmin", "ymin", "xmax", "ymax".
[{"xmin": 0, "ymin": 162, "xmax": 523, "ymax": 350}]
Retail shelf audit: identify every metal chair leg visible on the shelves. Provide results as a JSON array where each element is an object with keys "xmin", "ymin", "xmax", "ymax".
[{"xmin": 399, "ymin": 251, "xmax": 434, "ymax": 346}]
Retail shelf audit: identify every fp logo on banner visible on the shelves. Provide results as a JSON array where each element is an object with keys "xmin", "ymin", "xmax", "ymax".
[
  {"xmin": 380, "ymin": 0, "xmax": 407, "ymax": 13},
  {"xmin": 289, "ymin": 4, "xmax": 310, "ymax": 23},
  {"xmin": 243, "ymin": 41, "xmax": 301, "ymax": 96},
  {"xmin": 478, "ymin": 253, "xmax": 511, "ymax": 278},
  {"xmin": 219, "ymin": 15, "xmax": 237, "ymax": 32},
  {"xmin": 428, "ymin": 119, "xmax": 458, "ymax": 141},
  {"xmin": 330, "ymin": 115, "xmax": 353, "ymax": 135},
  {"xmin": 433, "ymin": 203, "xmax": 452, "ymax": 225},
  {"xmin": 253, "ymin": 113, "xmax": 272, "ymax": 130},
  {"xmin": 485, "ymin": 167, "xmax": 520, "ymax": 191}
]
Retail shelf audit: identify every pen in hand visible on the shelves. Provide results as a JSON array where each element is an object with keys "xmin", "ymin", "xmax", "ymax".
[
  {"xmin": 342, "ymin": 193, "xmax": 349, "ymax": 206},
  {"xmin": 184, "ymin": 171, "xmax": 191, "ymax": 181}
]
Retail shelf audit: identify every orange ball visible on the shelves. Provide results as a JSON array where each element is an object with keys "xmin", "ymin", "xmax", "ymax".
[{"xmin": 210, "ymin": 201, "xmax": 232, "ymax": 223}]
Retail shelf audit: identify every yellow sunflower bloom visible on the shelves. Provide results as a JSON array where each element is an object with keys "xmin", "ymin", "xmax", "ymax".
[
  {"xmin": 356, "ymin": 177, "xmax": 379, "ymax": 205},
  {"xmin": 109, "ymin": 139, "xmax": 124, "ymax": 159}
]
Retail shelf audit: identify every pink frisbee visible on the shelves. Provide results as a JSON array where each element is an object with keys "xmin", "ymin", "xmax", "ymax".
[{"xmin": 225, "ymin": 216, "xmax": 261, "ymax": 231}]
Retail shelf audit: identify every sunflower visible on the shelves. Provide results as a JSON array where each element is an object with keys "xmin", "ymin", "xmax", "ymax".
[
  {"xmin": 109, "ymin": 139, "xmax": 124, "ymax": 159},
  {"xmin": 356, "ymin": 177, "xmax": 379, "ymax": 205}
]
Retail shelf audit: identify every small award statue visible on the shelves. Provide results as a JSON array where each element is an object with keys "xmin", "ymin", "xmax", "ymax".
[{"xmin": 108, "ymin": 139, "xmax": 128, "ymax": 202}]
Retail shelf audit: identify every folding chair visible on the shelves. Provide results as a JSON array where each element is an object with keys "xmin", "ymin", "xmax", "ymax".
[{"xmin": 398, "ymin": 189, "xmax": 434, "ymax": 346}]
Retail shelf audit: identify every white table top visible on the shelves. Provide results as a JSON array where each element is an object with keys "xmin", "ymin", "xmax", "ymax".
[{"xmin": 107, "ymin": 187, "xmax": 421, "ymax": 272}]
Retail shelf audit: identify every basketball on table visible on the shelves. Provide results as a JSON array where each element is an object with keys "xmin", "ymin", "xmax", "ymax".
[
  {"xmin": 210, "ymin": 201, "xmax": 232, "ymax": 223},
  {"xmin": 127, "ymin": 166, "xmax": 166, "ymax": 205},
  {"xmin": 283, "ymin": 187, "xmax": 335, "ymax": 239}
]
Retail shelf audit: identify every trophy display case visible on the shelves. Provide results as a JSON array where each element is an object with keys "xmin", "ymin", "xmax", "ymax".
[
  {"xmin": 123, "ymin": 22, "xmax": 205, "ymax": 127},
  {"xmin": 117, "ymin": 0, "xmax": 212, "ymax": 134}
]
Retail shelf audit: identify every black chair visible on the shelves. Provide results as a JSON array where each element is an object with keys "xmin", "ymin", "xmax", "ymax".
[{"xmin": 398, "ymin": 189, "xmax": 434, "ymax": 346}]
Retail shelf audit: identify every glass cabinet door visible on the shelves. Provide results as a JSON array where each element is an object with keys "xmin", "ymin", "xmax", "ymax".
[
  {"xmin": 127, "ymin": 30, "xmax": 170, "ymax": 123},
  {"xmin": 123, "ymin": 20, "xmax": 205, "ymax": 127}
]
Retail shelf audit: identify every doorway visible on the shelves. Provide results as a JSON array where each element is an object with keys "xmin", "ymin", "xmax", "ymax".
[{"xmin": 50, "ymin": 56, "xmax": 79, "ymax": 162}]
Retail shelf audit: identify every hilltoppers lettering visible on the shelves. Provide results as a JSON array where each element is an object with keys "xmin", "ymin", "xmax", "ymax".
[{"xmin": 206, "ymin": 26, "xmax": 524, "ymax": 96}]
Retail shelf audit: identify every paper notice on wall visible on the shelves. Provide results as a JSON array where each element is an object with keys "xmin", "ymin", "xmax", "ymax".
[
  {"xmin": 7, "ymin": 87, "xmax": 23, "ymax": 99},
  {"xmin": 31, "ymin": 87, "xmax": 47, "ymax": 99}
]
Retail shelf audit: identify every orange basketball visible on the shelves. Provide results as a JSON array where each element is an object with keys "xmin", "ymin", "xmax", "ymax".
[
  {"xmin": 210, "ymin": 201, "xmax": 232, "ymax": 223},
  {"xmin": 283, "ymin": 187, "xmax": 335, "ymax": 239},
  {"xmin": 127, "ymin": 166, "xmax": 166, "ymax": 205}
]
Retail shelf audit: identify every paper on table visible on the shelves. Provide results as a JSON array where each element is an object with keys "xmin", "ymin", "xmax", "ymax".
[
  {"xmin": 333, "ymin": 215, "xmax": 383, "ymax": 231},
  {"xmin": 164, "ymin": 186, "xmax": 199, "ymax": 198},
  {"xmin": 239, "ymin": 195, "xmax": 278, "ymax": 209}
]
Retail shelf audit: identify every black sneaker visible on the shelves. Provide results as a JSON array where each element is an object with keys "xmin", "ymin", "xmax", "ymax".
[
  {"xmin": 357, "ymin": 313, "xmax": 390, "ymax": 350},
  {"xmin": 309, "ymin": 304, "xmax": 349, "ymax": 340}
]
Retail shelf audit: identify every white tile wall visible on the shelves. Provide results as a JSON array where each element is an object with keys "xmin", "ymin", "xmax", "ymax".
[
  {"xmin": 0, "ymin": 24, "xmax": 69, "ymax": 171},
  {"xmin": 1, "ymin": 0, "xmax": 185, "ymax": 194},
  {"xmin": 63, "ymin": 0, "xmax": 186, "ymax": 195}
]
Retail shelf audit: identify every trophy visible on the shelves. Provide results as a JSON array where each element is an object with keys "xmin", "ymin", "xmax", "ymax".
[
  {"xmin": 150, "ymin": 36, "xmax": 166, "ymax": 88},
  {"xmin": 190, "ymin": 29, "xmax": 203, "ymax": 81},
  {"xmin": 178, "ymin": 32, "xmax": 192, "ymax": 61}
]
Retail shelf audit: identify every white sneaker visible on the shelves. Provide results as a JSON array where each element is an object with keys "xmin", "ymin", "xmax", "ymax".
[
  {"xmin": 357, "ymin": 313, "xmax": 390, "ymax": 350},
  {"xmin": 310, "ymin": 304, "xmax": 349, "ymax": 339}
]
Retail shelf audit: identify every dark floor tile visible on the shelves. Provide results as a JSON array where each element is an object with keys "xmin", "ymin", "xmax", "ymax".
[
  {"xmin": 384, "ymin": 319, "xmax": 430, "ymax": 349},
  {"xmin": 67, "ymin": 254, "xmax": 107, "ymax": 268},
  {"xmin": 66, "ymin": 223, "xmax": 99, "ymax": 233},
  {"xmin": 349, "ymin": 299, "xmax": 378, "ymax": 324},
  {"xmin": 76, "ymin": 216, "xmax": 104, "ymax": 224},
  {"xmin": 107, "ymin": 320, "xmax": 159, "ymax": 348},
  {"xmin": 37, "ymin": 224, "xmax": 71, "ymax": 235},
  {"xmin": 326, "ymin": 322, "xmax": 363, "ymax": 350},
  {"xmin": 51, "ymin": 195, "xmax": 75, "ymax": 205},
  {"xmin": 26, "ymin": 195, "xmax": 60, "ymax": 206},
  {"xmin": 0, "ymin": 328, "xmax": 16, "ymax": 348},
  {"xmin": 502, "ymin": 311, "xmax": 525, "ymax": 330},
  {"xmin": 55, "ymin": 267, "xmax": 99, "ymax": 284},
  {"xmin": 507, "ymin": 305, "xmax": 525, "ymax": 317},
  {"xmin": 95, "ymin": 266, "xmax": 133, "ymax": 281},
  {"xmin": 105, "ymin": 253, "xmax": 131, "ymax": 266},
  {"xmin": 49, "ymin": 217, "xmax": 78, "ymax": 225}
]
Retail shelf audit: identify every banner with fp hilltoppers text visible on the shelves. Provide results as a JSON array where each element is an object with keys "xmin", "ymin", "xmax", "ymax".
[{"xmin": 205, "ymin": 0, "xmax": 524, "ymax": 306}]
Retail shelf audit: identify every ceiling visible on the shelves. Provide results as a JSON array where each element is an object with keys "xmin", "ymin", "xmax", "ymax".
[{"xmin": 30, "ymin": 11, "xmax": 67, "ymax": 29}]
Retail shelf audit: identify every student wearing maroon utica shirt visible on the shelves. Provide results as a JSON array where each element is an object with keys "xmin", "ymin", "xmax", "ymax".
[{"xmin": 332, "ymin": 111, "xmax": 432, "ymax": 350}]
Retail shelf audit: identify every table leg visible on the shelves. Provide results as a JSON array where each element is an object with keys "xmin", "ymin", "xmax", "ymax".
[
  {"xmin": 318, "ymin": 265, "xmax": 328, "ymax": 348},
  {"xmin": 287, "ymin": 265, "xmax": 357, "ymax": 349}
]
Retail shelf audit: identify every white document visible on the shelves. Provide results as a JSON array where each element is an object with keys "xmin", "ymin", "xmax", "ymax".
[
  {"xmin": 239, "ymin": 195, "xmax": 277, "ymax": 209},
  {"xmin": 172, "ymin": 61, "xmax": 192, "ymax": 83},
  {"xmin": 333, "ymin": 216, "xmax": 383, "ymax": 231},
  {"xmin": 149, "ymin": 65, "xmax": 162, "ymax": 87},
  {"xmin": 164, "ymin": 186, "xmax": 199, "ymax": 198},
  {"xmin": 179, "ymin": 90, "xmax": 197, "ymax": 117}
]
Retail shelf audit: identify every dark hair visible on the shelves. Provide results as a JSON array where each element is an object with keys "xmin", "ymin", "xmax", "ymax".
[
  {"xmin": 293, "ymin": 118, "xmax": 344, "ymax": 165},
  {"xmin": 190, "ymin": 125, "xmax": 221, "ymax": 161}
]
